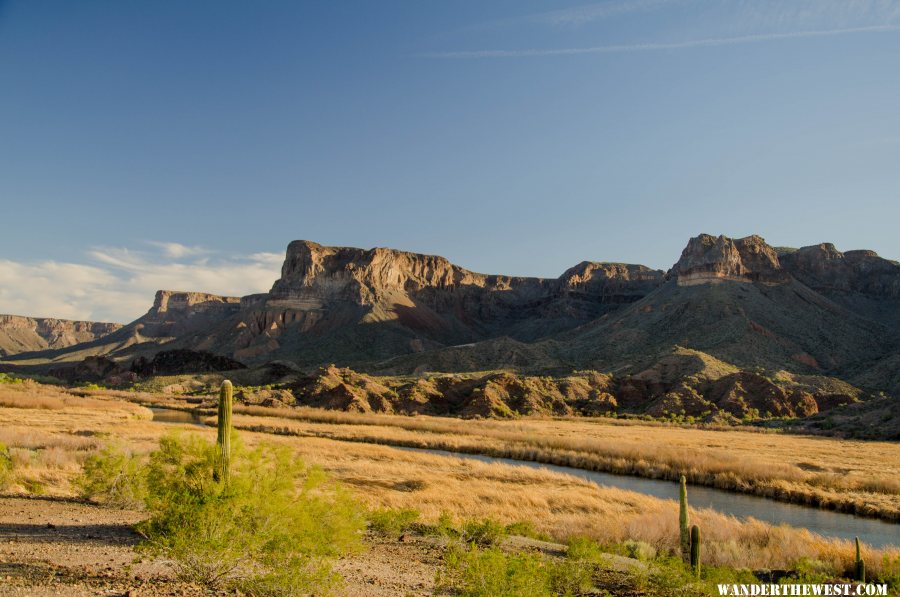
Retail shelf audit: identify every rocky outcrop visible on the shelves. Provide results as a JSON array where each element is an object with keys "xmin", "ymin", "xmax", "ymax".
[
  {"xmin": 226, "ymin": 240, "xmax": 665, "ymax": 362},
  {"xmin": 671, "ymin": 234, "xmax": 788, "ymax": 284},
  {"xmin": 0, "ymin": 315, "xmax": 122, "ymax": 356},
  {"xmin": 49, "ymin": 356, "xmax": 126, "ymax": 384},
  {"xmin": 130, "ymin": 349, "xmax": 246, "ymax": 376},
  {"xmin": 134, "ymin": 291, "xmax": 242, "ymax": 338},
  {"xmin": 270, "ymin": 240, "xmax": 663, "ymax": 310},
  {"xmin": 285, "ymin": 366, "xmax": 617, "ymax": 417},
  {"xmin": 780, "ymin": 244, "xmax": 900, "ymax": 299}
]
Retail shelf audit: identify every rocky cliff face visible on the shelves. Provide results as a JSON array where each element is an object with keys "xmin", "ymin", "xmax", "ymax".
[
  {"xmin": 671, "ymin": 234, "xmax": 788, "ymax": 284},
  {"xmin": 270, "ymin": 240, "xmax": 664, "ymax": 307},
  {"xmin": 780, "ymin": 244, "xmax": 900, "ymax": 299},
  {"xmin": 133, "ymin": 291, "xmax": 242, "ymax": 338},
  {"xmin": 0, "ymin": 315, "xmax": 122, "ymax": 356},
  {"xmin": 224, "ymin": 240, "xmax": 665, "ymax": 361}
]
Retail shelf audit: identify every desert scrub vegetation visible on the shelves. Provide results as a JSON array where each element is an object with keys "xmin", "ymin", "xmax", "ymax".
[
  {"xmin": 0, "ymin": 442, "xmax": 13, "ymax": 489},
  {"xmin": 368, "ymin": 506, "xmax": 421, "ymax": 536},
  {"xmin": 74, "ymin": 443, "xmax": 146, "ymax": 508},
  {"xmin": 0, "ymin": 377, "xmax": 149, "ymax": 414},
  {"xmin": 136, "ymin": 432, "xmax": 365, "ymax": 595},
  {"xmin": 434, "ymin": 532, "xmax": 759, "ymax": 597},
  {"xmin": 0, "ymin": 426, "xmax": 101, "ymax": 495}
]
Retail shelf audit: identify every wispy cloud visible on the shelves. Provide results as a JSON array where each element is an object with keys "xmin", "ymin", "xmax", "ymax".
[
  {"xmin": 144, "ymin": 241, "xmax": 212, "ymax": 259},
  {"xmin": 426, "ymin": 23, "xmax": 900, "ymax": 58},
  {"xmin": 521, "ymin": 0, "xmax": 677, "ymax": 28},
  {"xmin": 0, "ymin": 244, "xmax": 284, "ymax": 323},
  {"xmin": 428, "ymin": 0, "xmax": 900, "ymax": 58}
]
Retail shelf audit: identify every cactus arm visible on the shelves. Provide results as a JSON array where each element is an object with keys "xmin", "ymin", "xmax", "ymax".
[{"xmin": 690, "ymin": 524, "xmax": 701, "ymax": 578}]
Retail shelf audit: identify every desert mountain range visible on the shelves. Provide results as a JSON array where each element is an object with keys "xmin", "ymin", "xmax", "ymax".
[{"xmin": 3, "ymin": 234, "xmax": 900, "ymax": 418}]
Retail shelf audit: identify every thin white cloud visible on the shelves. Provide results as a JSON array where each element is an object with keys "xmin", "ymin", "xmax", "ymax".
[
  {"xmin": 425, "ymin": 23, "xmax": 900, "ymax": 58},
  {"xmin": 144, "ymin": 241, "xmax": 212, "ymax": 259},
  {"xmin": 524, "ymin": 0, "xmax": 677, "ymax": 28},
  {"xmin": 430, "ymin": 0, "xmax": 900, "ymax": 58},
  {"xmin": 0, "ymin": 244, "xmax": 284, "ymax": 323}
]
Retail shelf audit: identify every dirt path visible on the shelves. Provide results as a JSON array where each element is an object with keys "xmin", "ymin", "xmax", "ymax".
[{"xmin": 0, "ymin": 496, "xmax": 439, "ymax": 596}]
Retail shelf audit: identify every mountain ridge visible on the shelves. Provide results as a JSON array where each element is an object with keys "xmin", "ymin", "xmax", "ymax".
[{"xmin": 3, "ymin": 234, "xmax": 900, "ymax": 400}]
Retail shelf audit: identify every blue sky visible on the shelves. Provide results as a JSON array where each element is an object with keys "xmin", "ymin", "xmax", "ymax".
[{"xmin": 1, "ymin": 0, "xmax": 899, "ymax": 322}]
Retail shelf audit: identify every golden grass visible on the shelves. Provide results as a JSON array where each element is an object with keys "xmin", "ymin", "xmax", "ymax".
[
  {"xmin": 1, "ymin": 385, "xmax": 898, "ymax": 578},
  {"xmin": 0, "ymin": 380, "xmax": 151, "ymax": 413},
  {"xmin": 0, "ymin": 382, "xmax": 150, "ymax": 495},
  {"xmin": 222, "ymin": 405, "xmax": 900, "ymax": 521}
]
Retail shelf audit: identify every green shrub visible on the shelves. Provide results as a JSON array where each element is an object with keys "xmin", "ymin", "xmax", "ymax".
[
  {"xmin": 420, "ymin": 511, "xmax": 459, "ymax": 538},
  {"xmin": 0, "ymin": 373, "xmax": 22, "ymax": 384},
  {"xmin": 505, "ymin": 521, "xmax": 550, "ymax": 541},
  {"xmin": 436, "ymin": 544, "xmax": 552, "ymax": 597},
  {"xmin": 0, "ymin": 443, "xmax": 12, "ymax": 489},
  {"xmin": 546, "ymin": 557, "xmax": 595, "ymax": 596},
  {"xmin": 566, "ymin": 536, "xmax": 608, "ymax": 565},
  {"xmin": 368, "ymin": 507, "xmax": 420, "ymax": 536},
  {"xmin": 623, "ymin": 539, "xmax": 657, "ymax": 561},
  {"xmin": 137, "ymin": 432, "xmax": 364, "ymax": 595},
  {"xmin": 22, "ymin": 478, "xmax": 46, "ymax": 495},
  {"xmin": 75, "ymin": 444, "xmax": 146, "ymax": 508},
  {"xmin": 462, "ymin": 518, "xmax": 508, "ymax": 547},
  {"xmin": 881, "ymin": 554, "xmax": 900, "ymax": 592},
  {"xmin": 786, "ymin": 557, "xmax": 831, "ymax": 584},
  {"xmin": 644, "ymin": 556, "xmax": 707, "ymax": 597}
]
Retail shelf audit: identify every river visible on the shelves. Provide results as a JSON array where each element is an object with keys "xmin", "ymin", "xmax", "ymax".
[{"xmin": 149, "ymin": 408, "xmax": 899, "ymax": 548}]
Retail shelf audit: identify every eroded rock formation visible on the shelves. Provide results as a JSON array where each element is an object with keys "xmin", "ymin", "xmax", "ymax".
[{"xmin": 0, "ymin": 315, "xmax": 122, "ymax": 356}]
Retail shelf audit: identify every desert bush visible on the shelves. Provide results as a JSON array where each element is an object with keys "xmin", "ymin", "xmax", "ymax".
[
  {"xmin": 437, "ymin": 542, "xmax": 599, "ymax": 597},
  {"xmin": 462, "ymin": 518, "xmax": 508, "ymax": 547},
  {"xmin": 137, "ymin": 432, "xmax": 365, "ymax": 595},
  {"xmin": 0, "ymin": 373, "xmax": 24, "ymax": 385},
  {"xmin": 75, "ymin": 444, "xmax": 146, "ymax": 508},
  {"xmin": 0, "ymin": 442, "xmax": 13, "ymax": 489},
  {"xmin": 420, "ymin": 511, "xmax": 459, "ymax": 538},
  {"xmin": 22, "ymin": 478, "xmax": 46, "ymax": 494},
  {"xmin": 880, "ymin": 554, "xmax": 900, "ymax": 593},
  {"xmin": 505, "ymin": 520, "xmax": 551, "ymax": 541},
  {"xmin": 436, "ymin": 543, "xmax": 553, "ymax": 597},
  {"xmin": 547, "ymin": 556, "xmax": 596, "ymax": 596},
  {"xmin": 623, "ymin": 539, "xmax": 657, "ymax": 561},
  {"xmin": 368, "ymin": 507, "xmax": 420, "ymax": 536},
  {"xmin": 566, "ymin": 536, "xmax": 609, "ymax": 564}
]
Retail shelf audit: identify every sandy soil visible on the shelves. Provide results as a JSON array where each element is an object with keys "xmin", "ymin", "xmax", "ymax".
[{"xmin": 0, "ymin": 496, "xmax": 440, "ymax": 596}]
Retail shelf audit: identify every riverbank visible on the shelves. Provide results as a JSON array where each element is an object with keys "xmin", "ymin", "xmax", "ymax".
[{"xmin": 216, "ymin": 404, "xmax": 900, "ymax": 522}]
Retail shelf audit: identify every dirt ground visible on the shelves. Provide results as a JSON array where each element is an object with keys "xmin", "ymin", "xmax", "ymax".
[{"xmin": 0, "ymin": 496, "xmax": 440, "ymax": 596}]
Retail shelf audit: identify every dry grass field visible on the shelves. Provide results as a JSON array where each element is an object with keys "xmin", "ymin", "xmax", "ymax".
[
  {"xmin": 1, "ymin": 379, "xmax": 898, "ymax": 581},
  {"xmin": 225, "ymin": 404, "xmax": 900, "ymax": 520}
]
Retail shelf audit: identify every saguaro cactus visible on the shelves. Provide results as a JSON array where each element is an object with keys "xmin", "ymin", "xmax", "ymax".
[
  {"xmin": 217, "ymin": 379, "xmax": 233, "ymax": 484},
  {"xmin": 855, "ymin": 537, "xmax": 866, "ymax": 582},
  {"xmin": 679, "ymin": 475, "xmax": 691, "ymax": 562},
  {"xmin": 690, "ymin": 524, "xmax": 701, "ymax": 578}
]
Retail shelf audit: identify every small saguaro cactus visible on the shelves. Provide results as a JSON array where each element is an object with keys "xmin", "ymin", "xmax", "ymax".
[
  {"xmin": 679, "ymin": 475, "xmax": 691, "ymax": 562},
  {"xmin": 690, "ymin": 524, "xmax": 701, "ymax": 578},
  {"xmin": 217, "ymin": 379, "xmax": 233, "ymax": 484},
  {"xmin": 855, "ymin": 536, "xmax": 866, "ymax": 583}
]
